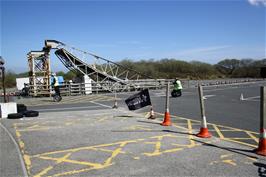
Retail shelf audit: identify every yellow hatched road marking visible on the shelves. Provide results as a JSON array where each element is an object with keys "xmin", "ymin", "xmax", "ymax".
[
  {"xmin": 223, "ymin": 138, "xmax": 257, "ymax": 148},
  {"xmin": 246, "ymin": 131, "xmax": 259, "ymax": 143},
  {"xmin": 187, "ymin": 119, "xmax": 196, "ymax": 146},
  {"xmin": 154, "ymin": 111, "xmax": 259, "ymax": 148},
  {"xmin": 34, "ymin": 153, "xmax": 72, "ymax": 177},
  {"xmin": 213, "ymin": 124, "xmax": 225, "ymax": 139}
]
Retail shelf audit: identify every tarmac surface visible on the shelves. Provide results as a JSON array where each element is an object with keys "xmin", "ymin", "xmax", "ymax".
[
  {"xmin": 1, "ymin": 81, "xmax": 266, "ymax": 177},
  {"xmin": 1, "ymin": 106, "xmax": 266, "ymax": 177}
]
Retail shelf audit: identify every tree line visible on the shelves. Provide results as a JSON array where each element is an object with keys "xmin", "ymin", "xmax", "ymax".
[
  {"xmin": 1, "ymin": 58, "xmax": 265, "ymax": 88},
  {"xmin": 119, "ymin": 58, "xmax": 265, "ymax": 79}
]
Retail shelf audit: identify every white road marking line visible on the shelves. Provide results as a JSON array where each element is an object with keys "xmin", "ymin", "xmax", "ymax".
[
  {"xmin": 243, "ymin": 96, "xmax": 259, "ymax": 100},
  {"xmin": 240, "ymin": 95, "xmax": 259, "ymax": 101},
  {"xmin": 203, "ymin": 95, "xmax": 216, "ymax": 99},
  {"xmin": 0, "ymin": 123, "xmax": 29, "ymax": 177},
  {"xmin": 90, "ymin": 101, "xmax": 112, "ymax": 108}
]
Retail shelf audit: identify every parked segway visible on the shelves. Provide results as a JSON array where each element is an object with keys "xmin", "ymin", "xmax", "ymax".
[
  {"xmin": 171, "ymin": 89, "xmax": 182, "ymax": 97},
  {"xmin": 51, "ymin": 73, "xmax": 62, "ymax": 102},
  {"xmin": 172, "ymin": 78, "xmax": 183, "ymax": 98},
  {"xmin": 53, "ymin": 94, "xmax": 62, "ymax": 102}
]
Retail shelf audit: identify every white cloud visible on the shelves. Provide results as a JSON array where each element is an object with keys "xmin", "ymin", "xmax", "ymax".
[
  {"xmin": 248, "ymin": 0, "xmax": 266, "ymax": 6},
  {"xmin": 177, "ymin": 45, "xmax": 231, "ymax": 55}
]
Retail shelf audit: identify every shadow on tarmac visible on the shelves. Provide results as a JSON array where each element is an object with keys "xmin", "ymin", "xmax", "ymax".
[
  {"xmin": 137, "ymin": 120, "xmax": 162, "ymax": 125},
  {"xmin": 162, "ymin": 129, "xmax": 195, "ymax": 136},
  {"xmin": 111, "ymin": 130, "xmax": 164, "ymax": 132},
  {"xmin": 41, "ymin": 100, "xmax": 54, "ymax": 102},
  {"xmin": 193, "ymin": 139, "xmax": 258, "ymax": 159}
]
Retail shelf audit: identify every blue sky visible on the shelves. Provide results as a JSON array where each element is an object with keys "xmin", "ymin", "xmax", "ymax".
[{"xmin": 1, "ymin": 0, "xmax": 265, "ymax": 73}]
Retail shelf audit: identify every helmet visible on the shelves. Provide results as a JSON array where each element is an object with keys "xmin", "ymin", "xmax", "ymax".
[{"xmin": 52, "ymin": 73, "xmax": 56, "ymax": 76}]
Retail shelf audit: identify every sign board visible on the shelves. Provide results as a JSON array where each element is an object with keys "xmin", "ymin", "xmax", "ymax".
[{"xmin": 125, "ymin": 89, "xmax": 151, "ymax": 110}]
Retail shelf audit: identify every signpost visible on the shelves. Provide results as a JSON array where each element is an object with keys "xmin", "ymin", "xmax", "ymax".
[{"xmin": 0, "ymin": 56, "xmax": 7, "ymax": 103}]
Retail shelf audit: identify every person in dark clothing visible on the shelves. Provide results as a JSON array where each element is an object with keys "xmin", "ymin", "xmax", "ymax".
[{"xmin": 51, "ymin": 73, "xmax": 62, "ymax": 101}]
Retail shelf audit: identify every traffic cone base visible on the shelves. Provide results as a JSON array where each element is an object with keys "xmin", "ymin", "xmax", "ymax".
[
  {"xmin": 148, "ymin": 113, "xmax": 155, "ymax": 119},
  {"xmin": 255, "ymin": 138, "xmax": 266, "ymax": 156},
  {"xmin": 161, "ymin": 112, "xmax": 172, "ymax": 126},
  {"xmin": 148, "ymin": 107, "xmax": 155, "ymax": 119},
  {"xmin": 112, "ymin": 100, "xmax": 118, "ymax": 109},
  {"xmin": 196, "ymin": 127, "xmax": 212, "ymax": 138}
]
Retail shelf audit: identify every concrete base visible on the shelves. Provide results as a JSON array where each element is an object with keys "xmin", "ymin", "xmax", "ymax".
[
  {"xmin": 0, "ymin": 102, "xmax": 17, "ymax": 118},
  {"xmin": 84, "ymin": 75, "xmax": 92, "ymax": 95}
]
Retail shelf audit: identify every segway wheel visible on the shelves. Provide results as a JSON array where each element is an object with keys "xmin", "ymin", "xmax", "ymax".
[
  {"xmin": 53, "ymin": 95, "xmax": 62, "ymax": 102},
  {"xmin": 171, "ymin": 91, "xmax": 177, "ymax": 97},
  {"xmin": 7, "ymin": 113, "xmax": 24, "ymax": 119}
]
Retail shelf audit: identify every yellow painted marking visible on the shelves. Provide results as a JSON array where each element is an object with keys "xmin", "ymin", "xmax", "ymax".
[
  {"xmin": 142, "ymin": 134, "xmax": 184, "ymax": 156},
  {"xmin": 65, "ymin": 122, "xmax": 74, "ymax": 126},
  {"xmin": 172, "ymin": 123, "xmax": 189, "ymax": 131},
  {"xmin": 32, "ymin": 139, "xmax": 140, "ymax": 157},
  {"xmin": 156, "ymin": 112, "xmax": 259, "ymax": 148},
  {"xmin": 144, "ymin": 112, "xmax": 150, "ymax": 118},
  {"xmin": 212, "ymin": 124, "xmax": 225, "ymax": 139},
  {"xmin": 24, "ymin": 155, "xmax": 32, "ymax": 171},
  {"xmin": 39, "ymin": 155, "xmax": 102, "ymax": 168},
  {"xmin": 187, "ymin": 119, "xmax": 195, "ymax": 146},
  {"xmin": 222, "ymin": 160, "xmax": 237, "ymax": 166},
  {"xmin": 34, "ymin": 153, "xmax": 72, "ymax": 177},
  {"xmin": 98, "ymin": 117, "xmax": 108, "ymax": 122},
  {"xmin": 244, "ymin": 157, "xmax": 258, "ymax": 164},
  {"xmin": 16, "ymin": 109, "xmax": 260, "ymax": 177},
  {"xmin": 14, "ymin": 124, "xmax": 32, "ymax": 175},
  {"xmin": 246, "ymin": 131, "xmax": 259, "ymax": 143},
  {"xmin": 213, "ymin": 129, "xmax": 243, "ymax": 132},
  {"xmin": 162, "ymin": 148, "xmax": 183, "ymax": 153},
  {"xmin": 53, "ymin": 166, "xmax": 102, "ymax": 177},
  {"xmin": 143, "ymin": 141, "xmax": 162, "ymax": 156},
  {"xmin": 246, "ymin": 157, "xmax": 257, "ymax": 161},
  {"xmin": 19, "ymin": 141, "xmax": 25, "ymax": 149},
  {"xmin": 157, "ymin": 112, "xmax": 258, "ymax": 135},
  {"xmin": 104, "ymin": 140, "xmax": 138, "ymax": 166},
  {"xmin": 124, "ymin": 125, "xmax": 152, "ymax": 131},
  {"xmin": 227, "ymin": 138, "xmax": 257, "ymax": 140},
  {"xmin": 223, "ymin": 138, "xmax": 257, "ymax": 148},
  {"xmin": 16, "ymin": 130, "xmax": 21, "ymax": 138},
  {"xmin": 137, "ymin": 139, "xmax": 145, "ymax": 141},
  {"xmin": 95, "ymin": 148, "xmax": 126, "ymax": 154},
  {"xmin": 18, "ymin": 127, "xmax": 51, "ymax": 132},
  {"xmin": 221, "ymin": 154, "xmax": 233, "ymax": 158},
  {"xmin": 34, "ymin": 166, "xmax": 53, "ymax": 177}
]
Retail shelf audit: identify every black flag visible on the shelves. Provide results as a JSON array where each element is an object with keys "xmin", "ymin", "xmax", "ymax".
[{"xmin": 125, "ymin": 89, "xmax": 151, "ymax": 110}]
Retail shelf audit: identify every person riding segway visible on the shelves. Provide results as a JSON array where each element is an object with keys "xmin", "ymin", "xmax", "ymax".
[
  {"xmin": 171, "ymin": 78, "xmax": 183, "ymax": 97},
  {"xmin": 51, "ymin": 73, "xmax": 62, "ymax": 102}
]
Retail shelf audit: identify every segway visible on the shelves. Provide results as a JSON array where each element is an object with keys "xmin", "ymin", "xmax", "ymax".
[
  {"xmin": 171, "ymin": 89, "xmax": 182, "ymax": 97},
  {"xmin": 51, "ymin": 89, "xmax": 62, "ymax": 102},
  {"xmin": 53, "ymin": 94, "xmax": 62, "ymax": 102}
]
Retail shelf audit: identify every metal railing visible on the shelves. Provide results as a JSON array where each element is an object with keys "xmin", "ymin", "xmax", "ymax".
[{"xmin": 22, "ymin": 78, "xmax": 265, "ymax": 97}]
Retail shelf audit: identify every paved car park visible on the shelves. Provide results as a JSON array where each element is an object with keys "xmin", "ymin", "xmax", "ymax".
[
  {"xmin": 1, "ymin": 82, "xmax": 266, "ymax": 177},
  {"xmin": 1, "ymin": 106, "xmax": 265, "ymax": 177}
]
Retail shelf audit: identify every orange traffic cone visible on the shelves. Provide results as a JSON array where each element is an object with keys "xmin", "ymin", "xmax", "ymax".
[
  {"xmin": 196, "ymin": 127, "xmax": 212, "ymax": 138},
  {"xmin": 196, "ymin": 117, "xmax": 212, "ymax": 138},
  {"xmin": 255, "ymin": 128, "xmax": 266, "ymax": 156},
  {"xmin": 148, "ymin": 106, "xmax": 155, "ymax": 119},
  {"xmin": 161, "ymin": 110, "xmax": 172, "ymax": 126}
]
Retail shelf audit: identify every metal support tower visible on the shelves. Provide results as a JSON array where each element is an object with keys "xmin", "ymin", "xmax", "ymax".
[
  {"xmin": 27, "ymin": 50, "xmax": 51, "ymax": 96},
  {"xmin": 28, "ymin": 40, "xmax": 159, "ymax": 96}
]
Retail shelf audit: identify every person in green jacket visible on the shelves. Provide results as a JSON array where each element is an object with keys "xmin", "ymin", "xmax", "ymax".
[{"xmin": 172, "ymin": 78, "xmax": 183, "ymax": 97}]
